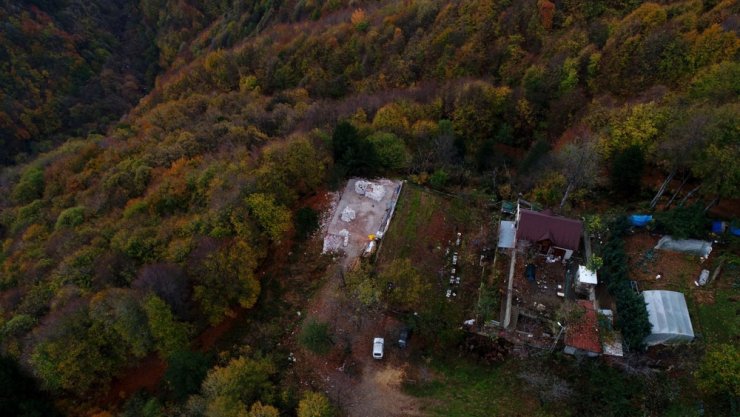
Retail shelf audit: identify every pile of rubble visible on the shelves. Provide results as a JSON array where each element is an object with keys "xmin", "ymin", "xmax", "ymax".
[
  {"xmin": 340, "ymin": 206, "xmax": 356, "ymax": 222},
  {"xmin": 355, "ymin": 180, "xmax": 386, "ymax": 202}
]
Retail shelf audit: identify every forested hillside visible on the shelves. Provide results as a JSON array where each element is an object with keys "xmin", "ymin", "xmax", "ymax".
[
  {"xmin": 0, "ymin": 1, "xmax": 158, "ymax": 164},
  {"xmin": 0, "ymin": 0, "xmax": 737, "ymax": 416},
  {"xmin": 0, "ymin": 0, "xmax": 279, "ymax": 165}
]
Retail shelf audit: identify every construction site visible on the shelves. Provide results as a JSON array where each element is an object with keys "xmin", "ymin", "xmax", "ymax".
[{"xmin": 322, "ymin": 178, "xmax": 403, "ymax": 260}]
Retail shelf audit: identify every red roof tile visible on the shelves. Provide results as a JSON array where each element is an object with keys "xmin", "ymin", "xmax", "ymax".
[{"xmin": 565, "ymin": 300, "xmax": 602, "ymax": 354}]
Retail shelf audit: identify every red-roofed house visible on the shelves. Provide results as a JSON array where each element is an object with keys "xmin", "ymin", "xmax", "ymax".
[
  {"xmin": 564, "ymin": 300, "xmax": 602, "ymax": 357},
  {"xmin": 516, "ymin": 208, "xmax": 583, "ymax": 253}
]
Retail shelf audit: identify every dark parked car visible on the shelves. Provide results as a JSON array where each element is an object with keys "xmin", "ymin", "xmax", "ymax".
[{"xmin": 398, "ymin": 327, "xmax": 411, "ymax": 348}]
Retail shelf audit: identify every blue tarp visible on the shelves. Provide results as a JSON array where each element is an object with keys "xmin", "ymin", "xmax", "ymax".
[
  {"xmin": 711, "ymin": 221, "xmax": 725, "ymax": 234},
  {"xmin": 731, "ymin": 226, "xmax": 740, "ymax": 237},
  {"xmin": 629, "ymin": 215, "xmax": 653, "ymax": 227}
]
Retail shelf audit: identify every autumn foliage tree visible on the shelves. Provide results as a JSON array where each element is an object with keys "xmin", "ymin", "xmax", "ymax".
[
  {"xmin": 193, "ymin": 240, "xmax": 261, "ymax": 324},
  {"xmin": 0, "ymin": 0, "xmax": 736, "ymax": 414},
  {"xmin": 189, "ymin": 356, "xmax": 277, "ymax": 417},
  {"xmin": 297, "ymin": 391, "xmax": 335, "ymax": 417},
  {"xmin": 378, "ymin": 258, "xmax": 431, "ymax": 313}
]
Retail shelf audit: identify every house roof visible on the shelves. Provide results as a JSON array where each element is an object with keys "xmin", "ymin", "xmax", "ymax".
[
  {"xmin": 564, "ymin": 300, "xmax": 602, "ymax": 354},
  {"xmin": 516, "ymin": 209, "xmax": 583, "ymax": 250}
]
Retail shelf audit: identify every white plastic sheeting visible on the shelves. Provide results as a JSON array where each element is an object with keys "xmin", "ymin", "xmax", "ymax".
[
  {"xmin": 642, "ymin": 290, "xmax": 694, "ymax": 346},
  {"xmin": 696, "ymin": 269, "xmax": 710, "ymax": 286},
  {"xmin": 655, "ymin": 236, "xmax": 712, "ymax": 257},
  {"xmin": 577, "ymin": 265, "xmax": 598, "ymax": 285},
  {"xmin": 498, "ymin": 221, "xmax": 516, "ymax": 249}
]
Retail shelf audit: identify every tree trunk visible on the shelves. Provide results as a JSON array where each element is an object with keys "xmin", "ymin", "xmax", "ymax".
[
  {"xmin": 649, "ymin": 169, "xmax": 676, "ymax": 210},
  {"xmin": 665, "ymin": 173, "xmax": 689, "ymax": 210},
  {"xmin": 679, "ymin": 184, "xmax": 701, "ymax": 206},
  {"xmin": 704, "ymin": 195, "xmax": 720, "ymax": 213},
  {"xmin": 560, "ymin": 182, "xmax": 574, "ymax": 210}
]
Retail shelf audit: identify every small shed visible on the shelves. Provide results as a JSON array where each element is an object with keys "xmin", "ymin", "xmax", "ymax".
[{"xmin": 642, "ymin": 290, "xmax": 694, "ymax": 346}]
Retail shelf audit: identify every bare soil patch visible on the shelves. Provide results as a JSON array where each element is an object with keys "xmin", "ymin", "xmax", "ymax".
[{"xmin": 624, "ymin": 232, "xmax": 705, "ymax": 292}]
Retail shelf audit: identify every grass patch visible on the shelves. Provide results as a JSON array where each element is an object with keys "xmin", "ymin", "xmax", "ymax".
[
  {"xmin": 377, "ymin": 184, "xmax": 492, "ymax": 342},
  {"xmin": 299, "ymin": 319, "xmax": 333, "ymax": 355},
  {"xmin": 477, "ymin": 283, "xmax": 500, "ymax": 321},
  {"xmin": 385, "ymin": 185, "xmax": 442, "ymax": 259},
  {"xmin": 694, "ymin": 289, "xmax": 738, "ymax": 344},
  {"xmin": 404, "ymin": 357, "xmax": 543, "ymax": 417}
]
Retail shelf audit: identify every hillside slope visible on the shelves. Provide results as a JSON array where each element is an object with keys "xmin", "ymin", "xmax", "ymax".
[{"xmin": 0, "ymin": 0, "xmax": 737, "ymax": 415}]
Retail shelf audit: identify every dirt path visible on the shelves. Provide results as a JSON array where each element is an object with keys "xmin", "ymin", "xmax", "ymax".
[
  {"xmin": 348, "ymin": 364, "xmax": 424, "ymax": 417},
  {"xmin": 99, "ymin": 354, "xmax": 166, "ymax": 407}
]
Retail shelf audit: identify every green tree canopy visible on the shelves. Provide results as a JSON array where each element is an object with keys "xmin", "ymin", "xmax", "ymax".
[
  {"xmin": 378, "ymin": 258, "xmax": 431, "ymax": 312},
  {"xmin": 345, "ymin": 263, "xmax": 382, "ymax": 307},
  {"xmin": 601, "ymin": 103, "xmax": 666, "ymax": 158},
  {"xmin": 199, "ymin": 356, "xmax": 277, "ymax": 417},
  {"xmin": 248, "ymin": 402, "xmax": 280, "ymax": 417},
  {"xmin": 299, "ymin": 320, "xmax": 333, "ymax": 355},
  {"xmin": 245, "ymin": 193, "xmax": 292, "ymax": 242},
  {"xmin": 256, "ymin": 137, "xmax": 325, "ymax": 205},
  {"xmin": 611, "ymin": 145, "xmax": 645, "ymax": 197},
  {"xmin": 89, "ymin": 288, "xmax": 153, "ymax": 359},
  {"xmin": 366, "ymin": 132, "xmax": 410, "ymax": 171},
  {"xmin": 165, "ymin": 350, "xmax": 210, "ymax": 401},
  {"xmin": 452, "ymin": 81, "xmax": 512, "ymax": 167},
  {"xmin": 193, "ymin": 239, "xmax": 261, "ymax": 324},
  {"xmin": 331, "ymin": 121, "xmax": 379, "ymax": 175},
  {"xmin": 30, "ymin": 303, "xmax": 123, "ymax": 396},
  {"xmin": 297, "ymin": 391, "xmax": 335, "ymax": 417},
  {"xmin": 372, "ymin": 103, "xmax": 410, "ymax": 136},
  {"xmin": 142, "ymin": 294, "xmax": 190, "ymax": 357},
  {"xmin": 54, "ymin": 206, "xmax": 85, "ymax": 230}
]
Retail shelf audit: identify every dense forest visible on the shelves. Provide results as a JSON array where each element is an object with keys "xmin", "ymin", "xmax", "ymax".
[
  {"xmin": 0, "ymin": 0, "xmax": 738, "ymax": 416},
  {"xmin": 0, "ymin": 1, "xmax": 156, "ymax": 164}
]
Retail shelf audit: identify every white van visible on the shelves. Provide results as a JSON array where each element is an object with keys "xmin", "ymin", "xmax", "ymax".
[{"xmin": 372, "ymin": 337, "xmax": 384, "ymax": 359}]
